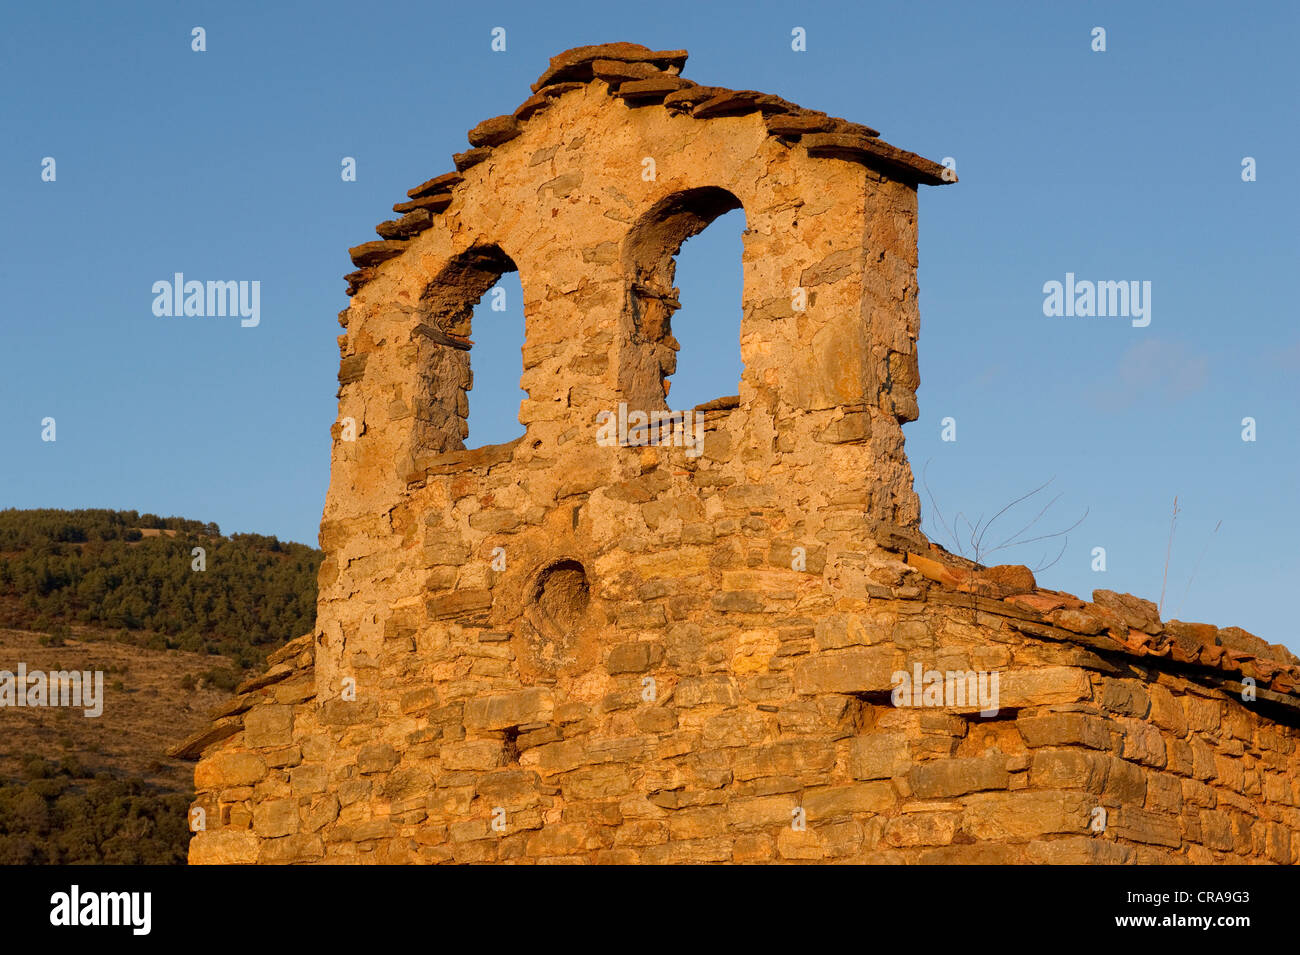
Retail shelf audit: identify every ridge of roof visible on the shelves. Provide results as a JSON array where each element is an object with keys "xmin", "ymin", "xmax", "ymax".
[
  {"xmin": 341, "ymin": 41, "xmax": 952, "ymax": 300},
  {"xmin": 903, "ymin": 543, "xmax": 1300, "ymax": 710}
]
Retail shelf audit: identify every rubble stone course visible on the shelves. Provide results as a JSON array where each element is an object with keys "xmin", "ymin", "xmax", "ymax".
[{"xmin": 176, "ymin": 43, "xmax": 1300, "ymax": 865}]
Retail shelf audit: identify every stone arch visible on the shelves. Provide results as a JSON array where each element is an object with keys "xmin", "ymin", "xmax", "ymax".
[
  {"xmin": 619, "ymin": 186, "xmax": 746, "ymax": 412},
  {"xmin": 320, "ymin": 42, "xmax": 966, "ymax": 583},
  {"xmin": 338, "ymin": 44, "xmax": 952, "ymax": 465},
  {"xmin": 411, "ymin": 244, "xmax": 523, "ymax": 457}
]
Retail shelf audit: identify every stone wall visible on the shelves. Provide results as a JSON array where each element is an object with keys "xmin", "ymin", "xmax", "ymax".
[{"xmin": 176, "ymin": 44, "xmax": 1300, "ymax": 864}]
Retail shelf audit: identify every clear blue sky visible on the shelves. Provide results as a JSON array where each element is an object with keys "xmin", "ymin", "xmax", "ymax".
[{"xmin": 3, "ymin": 1, "xmax": 1296, "ymax": 646}]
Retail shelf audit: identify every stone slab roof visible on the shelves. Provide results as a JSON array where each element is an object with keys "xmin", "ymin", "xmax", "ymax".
[
  {"xmin": 342, "ymin": 42, "xmax": 952, "ymax": 298},
  {"xmin": 899, "ymin": 539, "xmax": 1300, "ymax": 711}
]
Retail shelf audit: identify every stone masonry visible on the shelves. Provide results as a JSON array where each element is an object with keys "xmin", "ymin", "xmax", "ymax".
[{"xmin": 175, "ymin": 43, "xmax": 1300, "ymax": 864}]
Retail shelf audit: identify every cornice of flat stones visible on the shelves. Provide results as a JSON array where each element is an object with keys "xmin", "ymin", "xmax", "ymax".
[{"xmin": 342, "ymin": 42, "xmax": 953, "ymax": 299}]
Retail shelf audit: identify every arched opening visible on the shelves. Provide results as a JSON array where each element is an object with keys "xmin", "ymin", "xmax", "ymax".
[
  {"xmin": 519, "ymin": 556, "xmax": 593, "ymax": 680},
  {"xmin": 414, "ymin": 245, "xmax": 527, "ymax": 456},
  {"xmin": 465, "ymin": 270, "xmax": 526, "ymax": 449},
  {"xmin": 666, "ymin": 207, "xmax": 746, "ymax": 411},
  {"xmin": 621, "ymin": 187, "xmax": 747, "ymax": 416},
  {"xmin": 531, "ymin": 558, "xmax": 590, "ymax": 630}
]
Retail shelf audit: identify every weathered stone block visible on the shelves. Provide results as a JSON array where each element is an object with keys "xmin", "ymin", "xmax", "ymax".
[
  {"xmin": 189, "ymin": 830, "xmax": 260, "ymax": 865},
  {"xmin": 253, "ymin": 798, "xmax": 298, "ymax": 838},
  {"xmin": 1025, "ymin": 836, "xmax": 1131, "ymax": 865},
  {"xmin": 961, "ymin": 791, "xmax": 1092, "ymax": 841},
  {"xmin": 195, "ymin": 753, "xmax": 267, "ymax": 789},
  {"xmin": 607, "ymin": 641, "xmax": 665, "ymax": 673},
  {"xmin": 792, "ymin": 647, "xmax": 903, "ymax": 695},
  {"xmin": 803, "ymin": 782, "xmax": 896, "ymax": 819},
  {"xmin": 883, "ymin": 811, "xmax": 958, "ymax": 847},
  {"xmin": 1017, "ymin": 713, "xmax": 1112, "ymax": 750},
  {"xmin": 243, "ymin": 705, "xmax": 294, "ymax": 749},
  {"xmin": 258, "ymin": 833, "xmax": 325, "ymax": 864},
  {"xmin": 465, "ymin": 688, "xmax": 555, "ymax": 730},
  {"xmin": 441, "ymin": 740, "xmax": 507, "ymax": 771},
  {"xmin": 357, "ymin": 743, "xmax": 400, "ymax": 774},
  {"xmin": 849, "ymin": 731, "xmax": 911, "ymax": 780},
  {"xmin": 1110, "ymin": 806, "xmax": 1181, "ymax": 848},
  {"xmin": 997, "ymin": 668, "xmax": 1092, "ymax": 708},
  {"xmin": 909, "ymin": 754, "xmax": 1009, "ymax": 799}
]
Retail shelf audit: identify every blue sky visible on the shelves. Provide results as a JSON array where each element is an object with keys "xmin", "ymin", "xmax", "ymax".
[{"xmin": 2, "ymin": 1, "xmax": 1296, "ymax": 645}]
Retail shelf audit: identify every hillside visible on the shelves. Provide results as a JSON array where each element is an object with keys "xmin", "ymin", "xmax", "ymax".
[
  {"xmin": 0, "ymin": 508, "xmax": 321, "ymax": 668},
  {"xmin": 0, "ymin": 509, "xmax": 321, "ymax": 863}
]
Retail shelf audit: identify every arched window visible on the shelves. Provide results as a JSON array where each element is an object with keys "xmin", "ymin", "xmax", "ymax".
[
  {"xmin": 664, "ymin": 206, "xmax": 745, "ymax": 411},
  {"xmin": 622, "ymin": 188, "xmax": 747, "ymax": 416},
  {"xmin": 414, "ymin": 245, "xmax": 527, "ymax": 456},
  {"xmin": 465, "ymin": 269, "xmax": 526, "ymax": 449}
]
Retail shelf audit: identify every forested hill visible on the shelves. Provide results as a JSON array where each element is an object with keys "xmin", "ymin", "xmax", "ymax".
[{"xmin": 0, "ymin": 508, "xmax": 321, "ymax": 669}]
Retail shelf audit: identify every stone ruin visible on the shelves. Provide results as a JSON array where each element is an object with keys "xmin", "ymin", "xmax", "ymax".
[{"xmin": 175, "ymin": 43, "xmax": 1300, "ymax": 864}]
